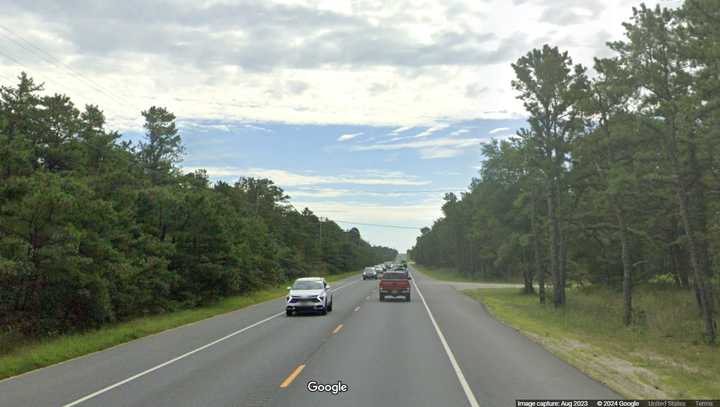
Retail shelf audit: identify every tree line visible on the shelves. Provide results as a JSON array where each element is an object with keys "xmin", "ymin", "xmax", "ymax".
[
  {"xmin": 0, "ymin": 73, "xmax": 397, "ymax": 338},
  {"xmin": 410, "ymin": 0, "xmax": 720, "ymax": 342}
]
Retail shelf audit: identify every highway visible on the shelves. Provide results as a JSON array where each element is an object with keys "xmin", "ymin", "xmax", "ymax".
[{"xmin": 0, "ymin": 267, "xmax": 618, "ymax": 406}]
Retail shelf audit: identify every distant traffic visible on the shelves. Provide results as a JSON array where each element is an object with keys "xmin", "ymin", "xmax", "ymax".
[{"xmin": 286, "ymin": 261, "xmax": 412, "ymax": 316}]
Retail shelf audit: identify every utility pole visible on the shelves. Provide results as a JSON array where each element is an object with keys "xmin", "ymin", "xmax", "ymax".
[{"xmin": 318, "ymin": 217, "xmax": 327, "ymax": 261}]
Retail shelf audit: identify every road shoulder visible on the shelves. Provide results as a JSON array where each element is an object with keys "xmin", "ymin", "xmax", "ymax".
[
  {"xmin": 463, "ymin": 287, "xmax": 720, "ymax": 399},
  {"xmin": 411, "ymin": 267, "xmax": 619, "ymax": 405}
]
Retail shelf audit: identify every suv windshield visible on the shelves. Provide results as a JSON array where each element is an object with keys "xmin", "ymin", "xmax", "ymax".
[{"xmin": 292, "ymin": 281, "xmax": 324, "ymax": 290}]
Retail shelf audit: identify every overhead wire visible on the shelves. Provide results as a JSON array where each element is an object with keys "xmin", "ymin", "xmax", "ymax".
[
  {"xmin": 0, "ymin": 44, "xmax": 106, "ymax": 105},
  {"xmin": 288, "ymin": 187, "xmax": 467, "ymax": 194},
  {"xmin": 0, "ymin": 25, "xmax": 133, "ymax": 109},
  {"xmin": 0, "ymin": 28, "xmax": 339, "ymax": 115},
  {"xmin": 332, "ymin": 220, "xmax": 422, "ymax": 230},
  {"xmin": 0, "ymin": 26, "xmax": 324, "ymax": 113},
  {"xmin": 0, "ymin": 35, "xmax": 439, "ymax": 234}
]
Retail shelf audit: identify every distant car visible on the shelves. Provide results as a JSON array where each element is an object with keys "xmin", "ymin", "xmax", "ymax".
[
  {"xmin": 379, "ymin": 271, "xmax": 411, "ymax": 302},
  {"xmin": 362, "ymin": 267, "xmax": 377, "ymax": 280},
  {"xmin": 286, "ymin": 277, "xmax": 333, "ymax": 316}
]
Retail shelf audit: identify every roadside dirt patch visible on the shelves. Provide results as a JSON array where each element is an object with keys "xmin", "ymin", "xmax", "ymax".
[
  {"xmin": 524, "ymin": 332, "xmax": 669, "ymax": 399},
  {"xmin": 630, "ymin": 351, "xmax": 700, "ymax": 375}
]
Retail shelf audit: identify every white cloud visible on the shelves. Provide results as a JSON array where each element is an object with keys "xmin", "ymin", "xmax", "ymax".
[
  {"xmin": 492, "ymin": 132, "xmax": 515, "ymax": 141},
  {"xmin": 448, "ymin": 128, "xmax": 470, "ymax": 136},
  {"xmin": 178, "ymin": 122, "xmax": 230, "ymax": 132},
  {"xmin": 289, "ymin": 198, "xmax": 444, "ymax": 251},
  {"xmin": 287, "ymin": 188, "xmax": 382, "ymax": 198},
  {"xmin": 413, "ymin": 124, "xmax": 449, "ymax": 138},
  {"xmin": 0, "ymin": 0, "xmax": 645, "ymax": 131},
  {"xmin": 168, "ymin": 120, "xmax": 274, "ymax": 134},
  {"xmin": 353, "ymin": 136, "xmax": 486, "ymax": 160},
  {"xmin": 374, "ymin": 123, "xmax": 450, "ymax": 144},
  {"xmin": 181, "ymin": 167, "xmax": 431, "ymax": 186},
  {"xmin": 354, "ymin": 137, "xmax": 484, "ymax": 152},
  {"xmin": 244, "ymin": 124, "xmax": 273, "ymax": 133},
  {"xmin": 291, "ymin": 200, "xmax": 440, "ymax": 225},
  {"xmin": 489, "ymin": 127, "xmax": 511, "ymax": 134},
  {"xmin": 337, "ymin": 132, "xmax": 363, "ymax": 141},
  {"xmin": 3, "ymin": 0, "xmax": 655, "ymax": 252},
  {"xmin": 389, "ymin": 125, "xmax": 414, "ymax": 135},
  {"xmin": 286, "ymin": 187, "xmax": 431, "ymax": 199},
  {"xmin": 419, "ymin": 148, "xmax": 463, "ymax": 159}
]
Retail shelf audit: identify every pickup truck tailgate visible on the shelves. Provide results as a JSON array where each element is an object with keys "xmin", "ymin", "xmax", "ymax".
[{"xmin": 380, "ymin": 280, "xmax": 409, "ymax": 289}]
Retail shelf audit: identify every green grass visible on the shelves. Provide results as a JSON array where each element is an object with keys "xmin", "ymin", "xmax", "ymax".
[
  {"xmin": 0, "ymin": 270, "xmax": 358, "ymax": 381},
  {"xmin": 411, "ymin": 262, "xmax": 517, "ymax": 283},
  {"xmin": 464, "ymin": 286, "xmax": 720, "ymax": 399}
]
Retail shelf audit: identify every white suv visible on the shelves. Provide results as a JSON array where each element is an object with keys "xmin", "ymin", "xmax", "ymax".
[{"xmin": 285, "ymin": 277, "xmax": 333, "ymax": 316}]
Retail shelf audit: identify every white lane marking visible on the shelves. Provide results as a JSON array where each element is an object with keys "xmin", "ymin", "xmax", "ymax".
[
  {"xmin": 354, "ymin": 306, "xmax": 360, "ymax": 312},
  {"xmin": 63, "ymin": 277, "xmax": 361, "ymax": 407},
  {"xmin": 61, "ymin": 312, "xmax": 283, "ymax": 407},
  {"xmin": 411, "ymin": 273, "xmax": 481, "ymax": 407},
  {"xmin": 330, "ymin": 278, "xmax": 361, "ymax": 293}
]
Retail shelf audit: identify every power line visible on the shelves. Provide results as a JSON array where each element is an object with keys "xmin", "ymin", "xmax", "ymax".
[
  {"xmin": 0, "ymin": 25, "xmax": 132, "ymax": 109},
  {"xmin": 0, "ymin": 71, "xmax": 15, "ymax": 83},
  {"xmin": 0, "ymin": 29, "xmax": 306, "ymax": 114},
  {"xmin": 333, "ymin": 220, "xmax": 422, "ymax": 230},
  {"xmin": 0, "ymin": 48, "xmax": 24, "ymax": 67},
  {"xmin": 0, "ymin": 45, "xmax": 105, "ymax": 105},
  {"xmin": 287, "ymin": 187, "xmax": 468, "ymax": 194},
  {"xmin": 0, "ymin": 25, "xmax": 126, "ymax": 105}
]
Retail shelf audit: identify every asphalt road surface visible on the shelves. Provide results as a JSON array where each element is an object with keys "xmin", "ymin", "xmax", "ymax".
[{"xmin": 0, "ymin": 267, "xmax": 619, "ymax": 406}]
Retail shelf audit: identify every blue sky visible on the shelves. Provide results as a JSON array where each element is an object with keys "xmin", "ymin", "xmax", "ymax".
[
  {"xmin": 0, "ymin": 0, "xmax": 673, "ymax": 251},
  {"xmin": 125, "ymin": 118, "xmax": 526, "ymax": 251}
]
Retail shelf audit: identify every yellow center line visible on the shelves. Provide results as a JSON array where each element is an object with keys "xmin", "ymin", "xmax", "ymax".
[
  {"xmin": 280, "ymin": 364, "xmax": 306, "ymax": 388},
  {"xmin": 332, "ymin": 324, "xmax": 344, "ymax": 334}
]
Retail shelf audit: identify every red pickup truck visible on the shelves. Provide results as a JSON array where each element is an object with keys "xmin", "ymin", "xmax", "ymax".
[{"xmin": 379, "ymin": 271, "xmax": 411, "ymax": 302}]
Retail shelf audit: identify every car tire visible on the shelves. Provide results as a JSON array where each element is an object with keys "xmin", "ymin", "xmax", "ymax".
[
  {"xmin": 328, "ymin": 301, "xmax": 333, "ymax": 312},
  {"xmin": 379, "ymin": 294, "xmax": 384, "ymax": 302},
  {"xmin": 286, "ymin": 310, "xmax": 292, "ymax": 317},
  {"xmin": 320, "ymin": 307, "xmax": 327, "ymax": 315},
  {"xmin": 406, "ymin": 295, "xmax": 411, "ymax": 302}
]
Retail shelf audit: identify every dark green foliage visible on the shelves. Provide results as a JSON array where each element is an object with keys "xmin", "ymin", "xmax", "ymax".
[
  {"xmin": 0, "ymin": 75, "xmax": 396, "ymax": 339},
  {"xmin": 410, "ymin": 0, "xmax": 719, "ymax": 341}
]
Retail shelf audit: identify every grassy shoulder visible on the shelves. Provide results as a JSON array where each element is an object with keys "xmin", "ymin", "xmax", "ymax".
[
  {"xmin": 410, "ymin": 262, "xmax": 517, "ymax": 283},
  {"xmin": 0, "ymin": 270, "xmax": 358, "ymax": 381},
  {"xmin": 464, "ymin": 287, "xmax": 720, "ymax": 399}
]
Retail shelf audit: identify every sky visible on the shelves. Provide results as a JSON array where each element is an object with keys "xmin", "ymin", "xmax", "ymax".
[{"xmin": 0, "ymin": 0, "xmax": 681, "ymax": 252}]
